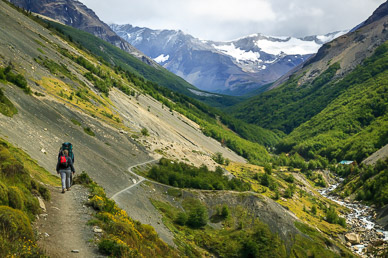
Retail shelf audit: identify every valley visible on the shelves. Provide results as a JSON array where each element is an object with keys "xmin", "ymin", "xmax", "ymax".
[{"xmin": 0, "ymin": 0, "xmax": 387, "ymax": 257}]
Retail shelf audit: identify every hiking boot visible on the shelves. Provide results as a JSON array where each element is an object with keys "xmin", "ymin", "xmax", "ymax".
[
  {"xmin": 62, "ymin": 189, "xmax": 65, "ymax": 193},
  {"xmin": 67, "ymin": 188, "xmax": 70, "ymax": 191}
]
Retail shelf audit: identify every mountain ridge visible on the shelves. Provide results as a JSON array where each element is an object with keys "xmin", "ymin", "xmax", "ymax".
[{"xmin": 111, "ymin": 23, "xmax": 346, "ymax": 95}]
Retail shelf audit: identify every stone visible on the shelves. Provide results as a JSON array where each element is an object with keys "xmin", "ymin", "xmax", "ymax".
[
  {"xmin": 346, "ymin": 242, "xmax": 352, "ymax": 247},
  {"xmin": 37, "ymin": 197, "xmax": 46, "ymax": 212},
  {"xmin": 345, "ymin": 233, "xmax": 361, "ymax": 244},
  {"xmin": 371, "ymin": 239, "xmax": 384, "ymax": 246},
  {"xmin": 71, "ymin": 250, "xmax": 80, "ymax": 253},
  {"xmin": 93, "ymin": 226, "xmax": 103, "ymax": 233},
  {"xmin": 44, "ymin": 232, "xmax": 49, "ymax": 237}
]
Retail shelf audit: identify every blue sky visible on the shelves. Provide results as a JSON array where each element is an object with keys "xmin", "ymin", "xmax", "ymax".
[{"xmin": 79, "ymin": 0, "xmax": 386, "ymax": 41}]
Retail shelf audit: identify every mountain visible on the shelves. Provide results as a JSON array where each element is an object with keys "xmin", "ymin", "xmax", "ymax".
[
  {"xmin": 8, "ymin": 0, "xmax": 247, "ymax": 108},
  {"xmin": 8, "ymin": 0, "xmax": 156, "ymax": 65},
  {"xmin": 111, "ymin": 23, "xmax": 345, "ymax": 95},
  {"xmin": 231, "ymin": 1, "xmax": 388, "ymax": 163}
]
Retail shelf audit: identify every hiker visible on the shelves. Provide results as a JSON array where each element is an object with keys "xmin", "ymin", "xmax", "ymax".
[
  {"xmin": 58, "ymin": 142, "xmax": 75, "ymax": 185},
  {"xmin": 56, "ymin": 149, "xmax": 75, "ymax": 193}
]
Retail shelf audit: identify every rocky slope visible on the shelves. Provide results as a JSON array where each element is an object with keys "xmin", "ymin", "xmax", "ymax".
[
  {"xmin": 0, "ymin": 0, "xmax": 244, "ymax": 221},
  {"xmin": 9, "ymin": 0, "xmax": 155, "ymax": 65},
  {"xmin": 111, "ymin": 23, "xmax": 345, "ymax": 95}
]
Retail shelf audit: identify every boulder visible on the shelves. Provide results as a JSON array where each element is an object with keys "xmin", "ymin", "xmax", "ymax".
[
  {"xmin": 345, "ymin": 233, "xmax": 361, "ymax": 244},
  {"xmin": 37, "ymin": 197, "xmax": 46, "ymax": 212}
]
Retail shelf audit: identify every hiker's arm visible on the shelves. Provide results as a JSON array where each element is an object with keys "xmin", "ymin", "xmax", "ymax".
[
  {"xmin": 56, "ymin": 162, "xmax": 59, "ymax": 173},
  {"xmin": 70, "ymin": 159, "xmax": 75, "ymax": 173}
]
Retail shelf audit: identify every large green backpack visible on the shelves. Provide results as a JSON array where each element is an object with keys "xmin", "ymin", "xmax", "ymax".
[{"xmin": 58, "ymin": 142, "xmax": 74, "ymax": 163}]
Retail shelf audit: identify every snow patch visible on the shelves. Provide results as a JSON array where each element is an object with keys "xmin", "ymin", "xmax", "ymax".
[
  {"xmin": 256, "ymin": 37, "xmax": 321, "ymax": 55},
  {"xmin": 317, "ymin": 31, "xmax": 348, "ymax": 43},
  {"xmin": 213, "ymin": 43, "xmax": 260, "ymax": 62},
  {"xmin": 154, "ymin": 54, "xmax": 169, "ymax": 63}
]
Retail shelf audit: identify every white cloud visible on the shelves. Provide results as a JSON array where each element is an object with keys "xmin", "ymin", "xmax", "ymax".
[{"xmin": 79, "ymin": 0, "xmax": 386, "ymax": 41}]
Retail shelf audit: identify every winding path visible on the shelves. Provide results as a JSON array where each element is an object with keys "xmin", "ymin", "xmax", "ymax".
[{"xmin": 110, "ymin": 158, "xmax": 159, "ymax": 200}]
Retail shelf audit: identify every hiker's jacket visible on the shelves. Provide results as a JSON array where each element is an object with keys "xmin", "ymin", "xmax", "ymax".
[{"xmin": 56, "ymin": 155, "xmax": 75, "ymax": 173}]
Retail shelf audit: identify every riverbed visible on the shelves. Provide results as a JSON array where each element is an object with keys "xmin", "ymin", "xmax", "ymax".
[{"xmin": 318, "ymin": 180, "xmax": 387, "ymax": 256}]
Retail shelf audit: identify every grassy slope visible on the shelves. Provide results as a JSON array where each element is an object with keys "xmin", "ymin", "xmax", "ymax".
[
  {"xmin": 0, "ymin": 137, "xmax": 59, "ymax": 256},
  {"xmin": 231, "ymin": 41, "xmax": 388, "ymax": 163},
  {"xmin": 139, "ymin": 160, "xmax": 353, "ymax": 257},
  {"xmin": 281, "ymin": 43, "xmax": 388, "ymax": 163},
  {"xmin": 36, "ymin": 18, "xmax": 279, "ymax": 162}
]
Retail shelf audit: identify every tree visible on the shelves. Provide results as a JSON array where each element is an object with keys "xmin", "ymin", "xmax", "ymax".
[
  {"xmin": 187, "ymin": 205, "xmax": 208, "ymax": 228},
  {"xmin": 264, "ymin": 164, "xmax": 272, "ymax": 175},
  {"xmin": 311, "ymin": 204, "xmax": 317, "ymax": 215}
]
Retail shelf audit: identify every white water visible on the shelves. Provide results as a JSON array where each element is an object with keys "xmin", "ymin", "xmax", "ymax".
[{"xmin": 318, "ymin": 179, "xmax": 387, "ymax": 255}]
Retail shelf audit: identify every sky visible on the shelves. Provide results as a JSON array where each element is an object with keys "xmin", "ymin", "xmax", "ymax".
[{"xmin": 79, "ymin": 0, "xmax": 386, "ymax": 41}]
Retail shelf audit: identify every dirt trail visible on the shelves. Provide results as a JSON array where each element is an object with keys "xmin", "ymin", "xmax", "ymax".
[
  {"xmin": 36, "ymin": 184, "xmax": 104, "ymax": 258},
  {"xmin": 110, "ymin": 158, "xmax": 159, "ymax": 200}
]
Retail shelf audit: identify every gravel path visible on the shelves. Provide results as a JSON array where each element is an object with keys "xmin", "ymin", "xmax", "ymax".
[
  {"xmin": 36, "ymin": 185, "xmax": 104, "ymax": 258},
  {"xmin": 110, "ymin": 158, "xmax": 158, "ymax": 200}
]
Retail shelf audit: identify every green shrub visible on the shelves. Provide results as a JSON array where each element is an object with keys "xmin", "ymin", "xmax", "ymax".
[
  {"xmin": 24, "ymin": 195, "xmax": 40, "ymax": 217},
  {"xmin": 8, "ymin": 187, "xmax": 24, "ymax": 210},
  {"xmin": 221, "ymin": 205, "xmax": 230, "ymax": 219},
  {"xmin": 175, "ymin": 212, "xmax": 188, "ymax": 226},
  {"xmin": 83, "ymin": 127, "xmax": 95, "ymax": 137},
  {"xmin": 74, "ymin": 171, "xmax": 93, "ymax": 185},
  {"xmin": 1, "ymin": 161, "xmax": 27, "ymax": 177},
  {"xmin": 0, "ymin": 88, "xmax": 18, "ymax": 117},
  {"xmin": 0, "ymin": 182, "xmax": 8, "ymax": 205},
  {"xmin": 98, "ymin": 238, "xmax": 130, "ymax": 257},
  {"xmin": 0, "ymin": 206, "xmax": 33, "ymax": 240},
  {"xmin": 38, "ymin": 185, "xmax": 50, "ymax": 201},
  {"xmin": 187, "ymin": 204, "xmax": 208, "ymax": 229},
  {"xmin": 141, "ymin": 128, "xmax": 149, "ymax": 136}
]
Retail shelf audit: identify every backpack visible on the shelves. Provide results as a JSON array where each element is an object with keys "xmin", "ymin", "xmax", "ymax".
[
  {"xmin": 59, "ymin": 142, "xmax": 74, "ymax": 163},
  {"xmin": 59, "ymin": 155, "xmax": 68, "ymax": 167}
]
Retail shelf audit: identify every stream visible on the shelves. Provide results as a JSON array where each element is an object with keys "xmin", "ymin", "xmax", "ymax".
[{"xmin": 318, "ymin": 179, "xmax": 387, "ymax": 256}]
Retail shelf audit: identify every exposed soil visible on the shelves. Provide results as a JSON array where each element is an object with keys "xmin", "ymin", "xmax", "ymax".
[{"xmin": 35, "ymin": 184, "xmax": 104, "ymax": 257}]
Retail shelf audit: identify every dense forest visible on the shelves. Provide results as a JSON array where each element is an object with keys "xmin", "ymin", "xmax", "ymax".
[{"xmin": 148, "ymin": 158, "xmax": 250, "ymax": 191}]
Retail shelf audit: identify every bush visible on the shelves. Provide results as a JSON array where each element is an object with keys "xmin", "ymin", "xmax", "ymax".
[
  {"xmin": 88, "ymin": 195, "xmax": 105, "ymax": 211},
  {"xmin": 38, "ymin": 185, "xmax": 50, "ymax": 201},
  {"xmin": 311, "ymin": 205, "xmax": 317, "ymax": 215},
  {"xmin": 221, "ymin": 205, "xmax": 230, "ymax": 219},
  {"xmin": 0, "ymin": 182, "xmax": 8, "ymax": 205},
  {"xmin": 98, "ymin": 238, "xmax": 130, "ymax": 257},
  {"xmin": 83, "ymin": 127, "xmax": 95, "ymax": 137},
  {"xmin": 0, "ymin": 206, "xmax": 33, "ymax": 240},
  {"xmin": 187, "ymin": 204, "xmax": 208, "ymax": 229},
  {"xmin": 175, "ymin": 212, "xmax": 188, "ymax": 226},
  {"xmin": 1, "ymin": 161, "xmax": 27, "ymax": 177},
  {"xmin": 8, "ymin": 187, "xmax": 24, "ymax": 210},
  {"xmin": 24, "ymin": 195, "xmax": 40, "ymax": 216},
  {"xmin": 74, "ymin": 171, "xmax": 93, "ymax": 185},
  {"xmin": 141, "ymin": 128, "xmax": 149, "ymax": 136}
]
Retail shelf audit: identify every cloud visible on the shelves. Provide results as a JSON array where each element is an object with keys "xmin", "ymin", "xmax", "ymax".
[{"xmin": 79, "ymin": 0, "xmax": 386, "ymax": 41}]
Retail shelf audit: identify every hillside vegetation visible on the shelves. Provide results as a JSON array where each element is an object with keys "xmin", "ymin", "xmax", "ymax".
[
  {"xmin": 232, "ymin": 41, "xmax": 388, "ymax": 164},
  {"xmin": 280, "ymin": 42, "xmax": 388, "ymax": 163},
  {"xmin": 0, "ymin": 138, "xmax": 57, "ymax": 256},
  {"xmin": 38, "ymin": 16, "xmax": 280, "ymax": 162}
]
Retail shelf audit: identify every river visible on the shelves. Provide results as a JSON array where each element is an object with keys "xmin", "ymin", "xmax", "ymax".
[{"xmin": 318, "ymin": 179, "xmax": 387, "ymax": 256}]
